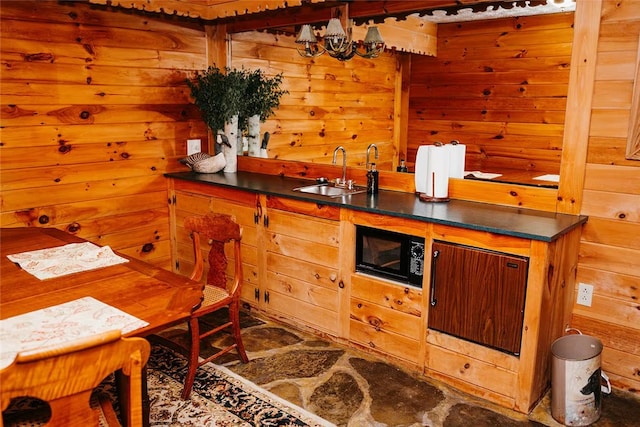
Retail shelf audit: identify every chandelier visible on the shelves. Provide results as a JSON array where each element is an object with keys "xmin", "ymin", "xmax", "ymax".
[{"xmin": 295, "ymin": 12, "xmax": 385, "ymax": 61}]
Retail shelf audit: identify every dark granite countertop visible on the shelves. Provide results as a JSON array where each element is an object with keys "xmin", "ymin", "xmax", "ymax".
[{"xmin": 166, "ymin": 171, "xmax": 587, "ymax": 242}]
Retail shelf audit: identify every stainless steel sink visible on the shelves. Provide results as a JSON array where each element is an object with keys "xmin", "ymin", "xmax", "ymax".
[{"xmin": 293, "ymin": 183, "xmax": 367, "ymax": 198}]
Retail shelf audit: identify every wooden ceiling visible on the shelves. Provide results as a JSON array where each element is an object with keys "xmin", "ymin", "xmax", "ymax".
[
  {"xmin": 86, "ymin": 0, "xmax": 527, "ymax": 24},
  {"xmin": 87, "ymin": 0, "xmax": 319, "ymax": 20},
  {"xmin": 86, "ymin": 0, "xmax": 551, "ymax": 56}
]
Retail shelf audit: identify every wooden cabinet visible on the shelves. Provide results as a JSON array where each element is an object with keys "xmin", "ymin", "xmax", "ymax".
[
  {"xmin": 350, "ymin": 274, "xmax": 423, "ymax": 365},
  {"xmin": 262, "ymin": 196, "xmax": 343, "ymax": 335},
  {"xmin": 167, "ymin": 177, "xmax": 583, "ymax": 414},
  {"xmin": 428, "ymin": 241, "xmax": 528, "ymax": 355},
  {"xmin": 168, "ymin": 180, "xmax": 261, "ymax": 308},
  {"xmin": 347, "ymin": 210, "xmax": 429, "ymax": 368},
  {"xmin": 168, "ymin": 180, "xmax": 345, "ymax": 337},
  {"xmin": 423, "ymin": 224, "xmax": 581, "ymax": 412}
]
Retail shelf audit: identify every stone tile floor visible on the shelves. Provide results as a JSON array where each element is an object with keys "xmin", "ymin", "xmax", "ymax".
[{"xmin": 155, "ymin": 309, "xmax": 640, "ymax": 427}]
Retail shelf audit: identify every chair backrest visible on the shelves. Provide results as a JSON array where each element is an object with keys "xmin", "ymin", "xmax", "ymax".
[
  {"xmin": 184, "ymin": 213, "xmax": 243, "ymax": 296},
  {"xmin": 0, "ymin": 329, "xmax": 151, "ymax": 427}
]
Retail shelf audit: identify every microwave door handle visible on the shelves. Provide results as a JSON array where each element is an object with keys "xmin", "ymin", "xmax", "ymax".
[{"xmin": 430, "ymin": 250, "xmax": 439, "ymax": 306}]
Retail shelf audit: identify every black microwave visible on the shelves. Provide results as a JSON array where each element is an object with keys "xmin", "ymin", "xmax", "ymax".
[{"xmin": 355, "ymin": 225, "xmax": 425, "ymax": 288}]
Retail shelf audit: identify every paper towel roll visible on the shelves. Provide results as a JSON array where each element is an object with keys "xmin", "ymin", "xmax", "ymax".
[
  {"xmin": 426, "ymin": 145, "xmax": 450, "ymax": 198},
  {"xmin": 446, "ymin": 141, "xmax": 466, "ymax": 179},
  {"xmin": 414, "ymin": 145, "xmax": 430, "ymax": 193}
]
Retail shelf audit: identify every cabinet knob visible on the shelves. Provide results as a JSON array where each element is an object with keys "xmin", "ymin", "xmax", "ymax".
[
  {"xmin": 329, "ymin": 273, "xmax": 337, "ymax": 282},
  {"xmin": 338, "ymin": 280, "xmax": 345, "ymax": 289}
]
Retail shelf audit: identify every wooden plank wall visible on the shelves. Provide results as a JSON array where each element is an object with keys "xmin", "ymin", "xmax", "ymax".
[
  {"xmin": 407, "ymin": 13, "xmax": 573, "ymax": 176},
  {"xmin": 230, "ymin": 30, "xmax": 398, "ymax": 171},
  {"xmin": 0, "ymin": 0, "xmax": 207, "ymax": 267},
  {"xmin": 572, "ymin": 0, "xmax": 640, "ymax": 394}
]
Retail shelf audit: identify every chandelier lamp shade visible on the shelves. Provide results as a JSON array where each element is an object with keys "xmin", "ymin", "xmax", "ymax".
[{"xmin": 295, "ymin": 17, "xmax": 385, "ymax": 61}]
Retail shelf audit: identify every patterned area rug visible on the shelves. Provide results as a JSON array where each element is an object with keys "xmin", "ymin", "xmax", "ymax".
[
  {"xmin": 146, "ymin": 344, "xmax": 335, "ymax": 426},
  {"xmin": 2, "ymin": 343, "xmax": 334, "ymax": 427}
]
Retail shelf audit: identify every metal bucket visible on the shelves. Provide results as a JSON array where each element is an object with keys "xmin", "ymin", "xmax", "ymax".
[{"xmin": 551, "ymin": 334, "xmax": 608, "ymax": 426}]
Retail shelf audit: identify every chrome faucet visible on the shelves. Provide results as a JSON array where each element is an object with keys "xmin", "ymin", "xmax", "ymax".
[
  {"xmin": 332, "ymin": 146, "xmax": 347, "ymax": 185},
  {"xmin": 366, "ymin": 143, "xmax": 378, "ymax": 170}
]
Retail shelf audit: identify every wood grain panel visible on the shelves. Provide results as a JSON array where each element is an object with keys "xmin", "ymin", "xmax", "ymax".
[
  {"xmin": 0, "ymin": 176, "xmax": 167, "ymax": 212},
  {"xmin": 586, "ymin": 136, "xmax": 640, "ymax": 167},
  {"xmin": 426, "ymin": 329, "xmax": 518, "ymax": 373},
  {"xmin": 266, "ymin": 269, "xmax": 338, "ymax": 310},
  {"xmin": 265, "ymin": 196, "xmax": 340, "ymax": 221},
  {"xmin": 577, "ymin": 266, "xmax": 639, "ymax": 302},
  {"xmin": 0, "ymin": 191, "xmax": 166, "ymax": 228},
  {"xmin": 350, "ymin": 274, "xmax": 422, "ymax": 317},
  {"xmin": 592, "ymin": 81, "xmax": 635, "ymax": 109},
  {"xmin": 581, "ymin": 189, "xmax": 640, "ymax": 222},
  {"xmin": 350, "ymin": 297, "xmax": 421, "ymax": 341},
  {"xmin": 590, "ymin": 109, "xmax": 632, "ymax": 139},
  {"xmin": 266, "ymin": 209, "xmax": 339, "ymax": 245},
  {"xmin": 350, "ymin": 319, "xmax": 420, "ymax": 365},
  {"xmin": 572, "ymin": 289, "xmax": 640, "ymax": 330},
  {"xmin": 580, "ymin": 217, "xmax": 640, "ymax": 250},
  {"xmin": 408, "ymin": 12, "xmax": 573, "ymax": 179},
  {"xmin": 570, "ymin": 314, "xmax": 640, "ymax": 355},
  {"xmin": 426, "ymin": 343, "xmax": 517, "ymax": 399},
  {"xmin": 584, "ymin": 163, "xmax": 640, "ymax": 193},
  {"xmin": 230, "ymin": 30, "xmax": 397, "ymax": 170},
  {"xmin": 432, "ymin": 224, "xmax": 531, "ymax": 257},
  {"xmin": 0, "ymin": 0, "xmax": 205, "ymax": 270},
  {"xmin": 267, "ymin": 290, "xmax": 340, "ymax": 335},
  {"xmin": 579, "ymin": 241, "xmax": 640, "ymax": 282},
  {"xmin": 267, "ymin": 252, "xmax": 338, "ymax": 291}
]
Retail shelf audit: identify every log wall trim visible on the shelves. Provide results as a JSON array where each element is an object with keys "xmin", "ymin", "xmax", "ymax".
[{"xmin": 556, "ymin": 0, "xmax": 601, "ymax": 215}]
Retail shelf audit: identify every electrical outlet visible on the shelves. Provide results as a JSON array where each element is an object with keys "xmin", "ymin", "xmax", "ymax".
[
  {"xmin": 187, "ymin": 139, "xmax": 201, "ymax": 155},
  {"xmin": 577, "ymin": 282, "xmax": 593, "ymax": 307}
]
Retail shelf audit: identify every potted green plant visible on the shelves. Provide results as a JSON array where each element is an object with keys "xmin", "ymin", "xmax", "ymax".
[
  {"xmin": 186, "ymin": 66, "xmax": 248, "ymax": 172},
  {"xmin": 240, "ymin": 69, "xmax": 288, "ymax": 157}
]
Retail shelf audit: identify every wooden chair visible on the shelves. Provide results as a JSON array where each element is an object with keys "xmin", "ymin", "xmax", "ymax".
[
  {"xmin": 0, "ymin": 330, "xmax": 150, "ymax": 427},
  {"xmin": 181, "ymin": 213, "xmax": 249, "ymax": 399}
]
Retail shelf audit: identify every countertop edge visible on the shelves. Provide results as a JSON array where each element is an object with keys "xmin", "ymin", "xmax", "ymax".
[{"xmin": 165, "ymin": 171, "xmax": 588, "ymax": 242}]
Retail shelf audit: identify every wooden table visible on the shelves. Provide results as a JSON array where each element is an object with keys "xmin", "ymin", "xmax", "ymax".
[
  {"xmin": 1, "ymin": 227, "xmax": 204, "ymax": 425},
  {"xmin": 0, "ymin": 227, "xmax": 203, "ymax": 333}
]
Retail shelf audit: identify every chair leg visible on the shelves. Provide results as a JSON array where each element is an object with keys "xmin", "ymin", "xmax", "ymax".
[
  {"xmin": 181, "ymin": 317, "xmax": 200, "ymax": 400},
  {"xmin": 230, "ymin": 302, "xmax": 249, "ymax": 363}
]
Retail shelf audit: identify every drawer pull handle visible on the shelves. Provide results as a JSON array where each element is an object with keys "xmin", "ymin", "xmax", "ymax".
[{"xmin": 430, "ymin": 250, "xmax": 439, "ymax": 306}]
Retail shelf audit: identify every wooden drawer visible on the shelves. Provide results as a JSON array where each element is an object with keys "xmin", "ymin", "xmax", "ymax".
[
  {"xmin": 350, "ymin": 297, "xmax": 421, "ymax": 341},
  {"xmin": 266, "ymin": 270, "xmax": 339, "ymax": 312},
  {"xmin": 426, "ymin": 342, "xmax": 517, "ymax": 401},
  {"xmin": 350, "ymin": 319, "xmax": 420, "ymax": 365},
  {"xmin": 350, "ymin": 274, "xmax": 422, "ymax": 317}
]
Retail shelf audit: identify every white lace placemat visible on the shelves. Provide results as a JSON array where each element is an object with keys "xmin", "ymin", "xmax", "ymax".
[
  {"xmin": 6, "ymin": 242, "xmax": 129, "ymax": 280},
  {"xmin": 0, "ymin": 296, "xmax": 149, "ymax": 369}
]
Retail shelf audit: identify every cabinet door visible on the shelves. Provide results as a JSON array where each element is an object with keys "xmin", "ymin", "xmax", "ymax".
[
  {"xmin": 263, "ymin": 198, "xmax": 341, "ymax": 335},
  {"xmin": 171, "ymin": 188, "xmax": 261, "ymax": 309},
  {"xmin": 428, "ymin": 241, "xmax": 528, "ymax": 355},
  {"xmin": 208, "ymin": 193, "xmax": 261, "ymax": 308}
]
